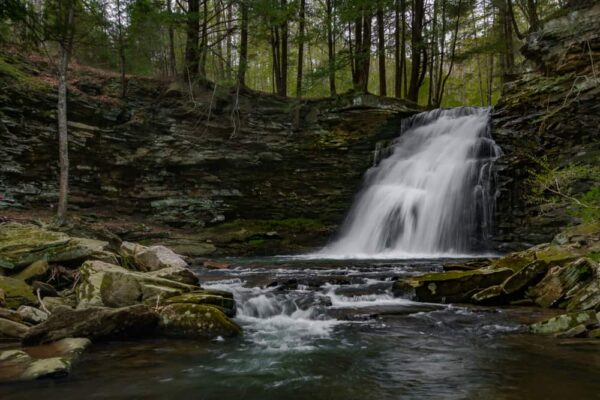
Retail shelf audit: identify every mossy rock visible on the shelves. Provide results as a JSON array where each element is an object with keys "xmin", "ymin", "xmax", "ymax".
[
  {"xmin": 531, "ymin": 310, "xmax": 598, "ymax": 335},
  {"xmin": 12, "ymin": 260, "xmax": 49, "ymax": 282},
  {"xmin": 0, "ymin": 276, "xmax": 37, "ymax": 309},
  {"xmin": 76, "ymin": 260, "xmax": 199, "ymax": 308},
  {"xmin": 566, "ymin": 280, "xmax": 600, "ymax": 312},
  {"xmin": 164, "ymin": 290, "xmax": 236, "ymax": 317},
  {"xmin": 527, "ymin": 258, "xmax": 595, "ymax": 308},
  {"xmin": 394, "ymin": 268, "xmax": 514, "ymax": 303},
  {"xmin": 158, "ymin": 303, "xmax": 241, "ymax": 339},
  {"xmin": 0, "ymin": 224, "xmax": 109, "ymax": 270}
]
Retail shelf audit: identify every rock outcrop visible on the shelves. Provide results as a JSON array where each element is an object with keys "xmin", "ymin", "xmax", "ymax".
[
  {"xmin": 0, "ymin": 56, "xmax": 420, "ymax": 255},
  {"xmin": 492, "ymin": 4, "xmax": 600, "ymax": 250}
]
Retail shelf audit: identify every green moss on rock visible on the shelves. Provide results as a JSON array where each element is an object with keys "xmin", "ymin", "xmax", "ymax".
[
  {"xmin": 0, "ymin": 276, "xmax": 37, "ymax": 309},
  {"xmin": 158, "ymin": 303, "xmax": 241, "ymax": 339}
]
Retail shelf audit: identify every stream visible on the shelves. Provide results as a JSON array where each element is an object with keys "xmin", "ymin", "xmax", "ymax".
[{"xmin": 2, "ymin": 258, "xmax": 600, "ymax": 400}]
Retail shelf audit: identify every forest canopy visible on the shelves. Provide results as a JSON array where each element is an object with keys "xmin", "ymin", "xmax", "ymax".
[{"xmin": 1, "ymin": 0, "xmax": 568, "ymax": 106}]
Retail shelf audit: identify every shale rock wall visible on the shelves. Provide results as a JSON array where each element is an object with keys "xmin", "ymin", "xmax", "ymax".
[
  {"xmin": 0, "ymin": 56, "xmax": 419, "ymax": 254},
  {"xmin": 492, "ymin": 3, "xmax": 600, "ymax": 251}
]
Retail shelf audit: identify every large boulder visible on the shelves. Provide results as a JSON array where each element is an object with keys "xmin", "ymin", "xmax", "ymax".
[
  {"xmin": 158, "ymin": 304, "xmax": 241, "ymax": 339},
  {"xmin": 0, "ymin": 223, "xmax": 109, "ymax": 270},
  {"xmin": 76, "ymin": 260, "xmax": 198, "ymax": 308},
  {"xmin": 134, "ymin": 245, "xmax": 188, "ymax": 272},
  {"xmin": 0, "ymin": 276, "xmax": 37, "ymax": 309},
  {"xmin": 527, "ymin": 258, "xmax": 595, "ymax": 307},
  {"xmin": 393, "ymin": 268, "xmax": 514, "ymax": 303},
  {"xmin": 146, "ymin": 266, "xmax": 199, "ymax": 286},
  {"xmin": 472, "ymin": 261, "xmax": 549, "ymax": 305},
  {"xmin": 0, "ymin": 317, "xmax": 30, "ymax": 339},
  {"xmin": 566, "ymin": 280, "xmax": 600, "ymax": 312},
  {"xmin": 0, "ymin": 338, "xmax": 91, "ymax": 382},
  {"xmin": 119, "ymin": 242, "xmax": 188, "ymax": 272},
  {"xmin": 22, "ymin": 305, "xmax": 159, "ymax": 345},
  {"xmin": 17, "ymin": 306, "xmax": 49, "ymax": 324}
]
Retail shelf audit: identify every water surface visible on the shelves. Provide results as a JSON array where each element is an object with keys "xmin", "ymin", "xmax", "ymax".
[{"xmin": 2, "ymin": 259, "xmax": 599, "ymax": 400}]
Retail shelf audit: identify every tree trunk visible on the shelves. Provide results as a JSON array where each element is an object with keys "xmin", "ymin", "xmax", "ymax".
[
  {"xmin": 526, "ymin": 0, "xmax": 540, "ymax": 32},
  {"xmin": 226, "ymin": 1, "xmax": 233, "ymax": 80},
  {"xmin": 280, "ymin": 0, "xmax": 288, "ymax": 97},
  {"xmin": 56, "ymin": 2, "xmax": 75, "ymax": 225},
  {"xmin": 436, "ymin": 0, "xmax": 462, "ymax": 107},
  {"xmin": 435, "ymin": 0, "xmax": 447, "ymax": 105},
  {"xmin": 238, "ymin": 0, "xmax": 248, "ymax": 85},
  {"xmin": 354, "ymin": 7, "xmax": 372, "ymax": 93},
  {"xmin": 167, "ymin": 0, "xmax": 177, "ymax": 76},
  {"xmin": 199, "ymin": 0, "xmax": 209, "ymax": 79},
  {"xmin": 296, "ymin": 0, "xmax": 305, "ymax": 98},
  {"xmin": 407, "ymin": 0, "xmax": 424, "ymax": 102},
  {"xmin": 185, "ymin": 0, "xmax": 200, "ymax": 80},
  {"xmin": 326, "ymin": 0, "xmax": 336, "ymax": 96},
  {"xmin": 377, "ymin": 3, "xmax": 386, "ymax": 97},
  {"xmin": 394, "ymin": 0, "xmax": 403, "ymax": 98},
  {"xmin": 116, "ymin": 0, "xmax": 126, "ymax": 97},
  {"xmin": 401, "ymin": 0, "xmax": 407, "ymax": 98},
  {"xmin": 499, "ymin": 0, "xmax": 514, "ymax": 84},
  {"xmin": 427, "ymin": 0, "xmax": 438, "ymax": 107},
  {"xmin": 215, "ymin": 0, "xmax": 225, "ymax": 80}
]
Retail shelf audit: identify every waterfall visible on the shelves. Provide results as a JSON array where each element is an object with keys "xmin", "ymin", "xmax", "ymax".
[{"xmin": 320, "ymin": 107, "xmax": 502, "ymax": 258}]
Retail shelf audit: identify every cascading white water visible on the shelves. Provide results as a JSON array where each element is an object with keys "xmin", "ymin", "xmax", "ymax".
[{"xmin": 320, "ymin": 107, "xmax": 501, "ymax": 258}]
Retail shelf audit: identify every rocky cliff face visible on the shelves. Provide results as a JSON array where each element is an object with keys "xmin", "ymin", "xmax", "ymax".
[
  {"xmin": 1, "ymin": 4, "xmax": 598, "ymax": 256},
  {"xmin": 0, "ymin": 57, "xmax": 419, "ymax": 254},
  {"xmin": 492, "ymin": 3, "xmax": 600, "ymax": 251}
]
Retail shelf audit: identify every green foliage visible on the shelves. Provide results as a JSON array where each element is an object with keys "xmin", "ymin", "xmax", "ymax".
[{"xmin": 527, "ymin": 156, "xmax": 600, "ymax": 222}]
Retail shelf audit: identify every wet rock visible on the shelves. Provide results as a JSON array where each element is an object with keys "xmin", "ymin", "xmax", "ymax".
[
  {"xmin": 588, "ymin": 328, "xmax": 600, "ymax": 339},
  {"xmin": 23, "ymin": 305, "xmax": 159, "ymax": 345},
  {"xmin": 531, "ymin": 310, "xmax": 598, "ymax": 335},
  {"xmin": 527, "ymin": 258, "xmax": 595, "ymax": 308},
  {"xmin": 0, "ymin": 308, "xmax": 24, "ymax": 323},
  {"xmin": 76, "ymin": 260, "xmax": 198, "ymax": 308},
  {"xmin": 555, "ymin": 324, "xmax": 588, "ymax": 339},
  {"xmin": 164, "ymin": 290, "xmax": 236, "ymax": 317},
  {"xmin": 502, "ymin": 260, "xmax": 549, "ymax": 294},
  {"xmin": 0, "ymin": 276, "xmax": 37, "ymax": 309},
  {"xmin": 203, "ymin": 260, "xmax": 231, "ymax": 270},
  {"xmin": 0, "ymin": 317, "xmax": 30, "ymax": 339},
  {"xmin": 134, "ymin": 245, "xmax": 188, "ymax": 272},
  {"xmin": 17, "ymin": 306, "xmax": 49, "ymax": 324},
  {"xmin": 0, "ymin": 338, "xmax": 91, "ymax": 382},
  {"xmin": 13, "ymin": 260, "xmax": 49, "ymax": 282},
  {"xmin": 471, "ymin": 285, "xmax": 506, "ymax": 305},
  {"xmin": 394, "ymin": 268, "xmax": 514, "ymax": 303},
  {"xmin": 158, "ymin": 303, "xmax": 241, "ymax": 339}
]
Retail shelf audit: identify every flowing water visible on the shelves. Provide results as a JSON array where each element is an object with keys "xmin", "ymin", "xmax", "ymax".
[
  {"xmin": 321, "ymin": 108, "xmax": 501, "ymax": 258},
  {"xmin": 2, "ymin": 259, "xmax": 600, "ymax": 400}
]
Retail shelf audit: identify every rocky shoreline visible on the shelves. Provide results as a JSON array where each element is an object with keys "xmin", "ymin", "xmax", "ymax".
[
  {"xmin": 393, "ymin": 223, "xmax": 600, "ymax": 340},
  {"xmin": 2, "ymin": 219, "xmax": 600, "ymax": 383},
  {"xmin": 0, "ymin": 222, "xmax": 240, "ymax": 382}
]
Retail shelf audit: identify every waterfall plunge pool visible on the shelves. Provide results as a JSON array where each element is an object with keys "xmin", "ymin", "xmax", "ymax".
[{"xmin": 3, "ymin": 258, "xmax": 599, "ymax": 400}]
